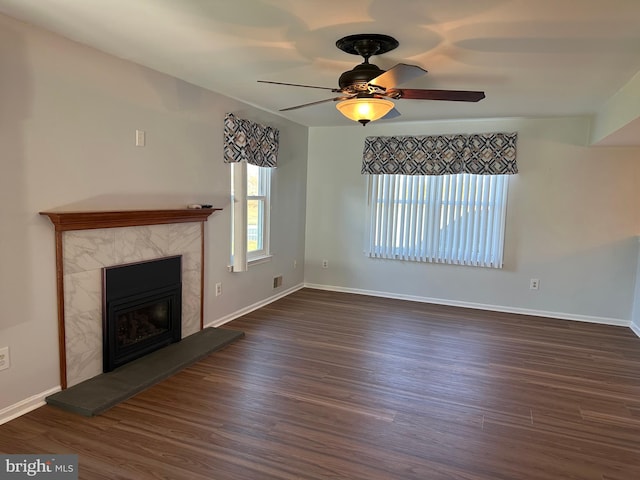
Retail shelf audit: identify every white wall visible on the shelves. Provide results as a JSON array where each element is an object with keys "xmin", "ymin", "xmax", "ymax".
[
  {"xmin": 305, "ymin": 117, "xmax": 640, "ymax": 324},
  {"xmin": 0, "ymin": 14, "xmax": 308, "ymax": 414},
  {"xmin": 591, "ymin": 71, "xmax": 640, "ymax": 146}
]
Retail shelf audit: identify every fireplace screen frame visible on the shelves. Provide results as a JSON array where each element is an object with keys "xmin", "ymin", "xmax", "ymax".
[{"xmin": 102, "ymin": 255, "xmax": 182, "ymax": 372}]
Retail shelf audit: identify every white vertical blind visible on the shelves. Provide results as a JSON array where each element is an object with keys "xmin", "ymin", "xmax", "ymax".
[{"xmin": 366, "ymin": 174, "xmax": 509, "ymax": 268}]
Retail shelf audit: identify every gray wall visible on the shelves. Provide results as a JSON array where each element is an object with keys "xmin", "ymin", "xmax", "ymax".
[
  {"xmin": 0, "ymin": 13, "xmax": 307, "ymax": 413},
  {"xmin": 305, "ymin": 117, "xmax": 640, "ymax": 324}
]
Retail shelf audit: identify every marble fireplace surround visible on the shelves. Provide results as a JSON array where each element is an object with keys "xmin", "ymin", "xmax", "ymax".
[{"xmin": 40, "ymin": 209, "xmax": 220, "ymax": 389}]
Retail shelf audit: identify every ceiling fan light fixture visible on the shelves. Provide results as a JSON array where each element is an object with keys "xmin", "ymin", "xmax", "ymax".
[{"xmin": 336, "ymin": 97, "xmax": 394, "ymax": 126}]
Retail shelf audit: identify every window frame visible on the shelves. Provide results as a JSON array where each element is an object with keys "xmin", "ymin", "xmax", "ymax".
[{"xmin": 246, "ymin": 163, "xmax": 271, "ymax": 262}]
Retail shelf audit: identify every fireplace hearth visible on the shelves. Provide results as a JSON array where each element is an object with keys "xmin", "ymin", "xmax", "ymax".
[{"xmin": 102, "ymin": 256, "xmax": 182, "ymax": 372}]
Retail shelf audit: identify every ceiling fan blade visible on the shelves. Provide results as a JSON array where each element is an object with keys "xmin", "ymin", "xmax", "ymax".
[
  {"xmin": 279, "ymin": 96, "xmax": 352, "ymax": 112},
  {"xmin": 370, "ymin": 63, "xmax": 428, "ymax": 89},
  {"xmin": 388, "ymin": 88, "xmax": 485, "ymax": 102},
  {"xmin": 381, "ymin": 107, "xmax": 402, "ymax": 120},
  {"xmin": 258, "ymin": 80, "xmax": 340, "ymax": 92}
]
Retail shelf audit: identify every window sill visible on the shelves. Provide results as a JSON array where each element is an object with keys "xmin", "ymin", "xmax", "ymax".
[
  {"xmin": 227, "ymin": 255, "xmax": 273, "ymax": 272},
  {"xmin": 248, "ymin": 254, "xmax": 273, "ymax": 267}
]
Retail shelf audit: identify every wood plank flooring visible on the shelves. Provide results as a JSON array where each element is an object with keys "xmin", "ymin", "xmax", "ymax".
[{"xmin": 2, "ymin": 288, "xmax": 640, "ymax": 479}]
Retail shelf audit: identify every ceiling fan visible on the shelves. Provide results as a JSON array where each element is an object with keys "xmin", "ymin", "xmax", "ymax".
[{"xmin": 259, "ymin": 34, "xmax": 485, "ymax": 126}]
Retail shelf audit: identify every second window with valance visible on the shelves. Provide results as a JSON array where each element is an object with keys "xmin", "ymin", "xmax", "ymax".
[{"xmin": 361, "ymin": 132, "xmax": 518, "ymax": 268}]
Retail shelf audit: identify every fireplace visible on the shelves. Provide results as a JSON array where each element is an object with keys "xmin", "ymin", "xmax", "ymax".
[{"xmin": 102, "ymin": 255, "xmax": 182, "ymax": 372}]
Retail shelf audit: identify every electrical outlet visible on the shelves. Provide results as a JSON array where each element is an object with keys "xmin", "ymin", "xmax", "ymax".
[
  {"xmin": 215, "ymin": 283, "xmax": 222, "ymax": 296},
  {"xmin": 322, "ymin": 259, "xmax": 329, "ymax": 269},
  {"xmin": 0, "ymin": 347, "xmax": 9, "ymax": 371},
  {"xmin": 273, "ymin": 276, "xmax": 283, "ymax": 288},
  {"xmin": 293, "ymin": 260, "xmax": 297, "ymax": 269},
  {"xmin": 529, "ymin": 278, "xmax": 540, "ymax": 290}
]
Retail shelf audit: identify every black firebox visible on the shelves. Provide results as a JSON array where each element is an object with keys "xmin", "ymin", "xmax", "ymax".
[{"xmin": 102, "ymin": 255, "xmax": 182, "ymax": 372}]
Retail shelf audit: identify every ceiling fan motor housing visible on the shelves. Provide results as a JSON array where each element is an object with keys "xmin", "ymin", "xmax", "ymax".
[
  {"xmin": 339, "ymin": 63, "xmax": 385, "ymax": 91},
  {"xmin": 336, "ymin": 34, "xmax": 398, "ymax": 92}
]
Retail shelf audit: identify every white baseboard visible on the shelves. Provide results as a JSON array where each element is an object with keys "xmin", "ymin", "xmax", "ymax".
[
  {"xmin": 631, "ymin": 321, "xmax": 640, "ymax": 338},
  {"xmin": 204, "ymin": 283, "xmax": 305, "ymax": 328},
  {"xmin": 0, "ymin": 386, "xmax": 61, "ymax": 426},
  {"xmin": 304, "ymin": 283, "xmax": 631, "ymax": 328}
]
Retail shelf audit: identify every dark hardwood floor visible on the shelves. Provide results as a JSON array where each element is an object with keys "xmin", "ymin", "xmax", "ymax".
[{"xmin": 2, "ymin": 288, "xmax": 640, "ymax": 479}]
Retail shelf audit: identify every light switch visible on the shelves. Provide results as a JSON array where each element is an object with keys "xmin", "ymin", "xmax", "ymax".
[{"xmin": 135, "ymin": 129, "xmax": 145, "ymax": 147}]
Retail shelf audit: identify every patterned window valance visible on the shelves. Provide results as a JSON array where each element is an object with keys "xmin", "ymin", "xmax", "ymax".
[
  {"xmin": 361, "ymin": 132, "xmax": 518, "ymax": 175},
  {"xmin": 224, "ymin": 113, "xmax": 279, "ymax": 167}
]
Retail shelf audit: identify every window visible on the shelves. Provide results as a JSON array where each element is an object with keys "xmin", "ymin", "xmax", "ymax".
[
  {"xmin": 246, "ymin": 163, "xmax": 271, "ymax": 259},
  {"xmin": 231, "ymin": 162, "xmax": 272, "ymax": 271},
  {"xmin": 366, "ymin": 173, "xmax": 509, "ymax": 268},
  {"xmin": 224, "ymin": 113, "xmax": 278, "ymax": 271}
]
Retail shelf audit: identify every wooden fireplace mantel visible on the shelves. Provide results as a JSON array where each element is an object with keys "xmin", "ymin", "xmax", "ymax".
[
  {"xmin": 39, "ymin": 208, "xmax": 221, "ymax": 232},
  {"xmin": 40, "ymin": 207, "xmax": 221, "ymax": 389}
]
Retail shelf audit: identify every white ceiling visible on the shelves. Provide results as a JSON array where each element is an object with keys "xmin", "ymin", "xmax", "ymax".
[{"xmin": 1, "ymin": 0, "xmax": 640, "ymax": 132}]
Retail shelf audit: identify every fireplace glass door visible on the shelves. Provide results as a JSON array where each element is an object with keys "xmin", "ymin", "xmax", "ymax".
[{"xmin": 103, "ymin": 256, "xmax": 182, "ymax": 372}]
